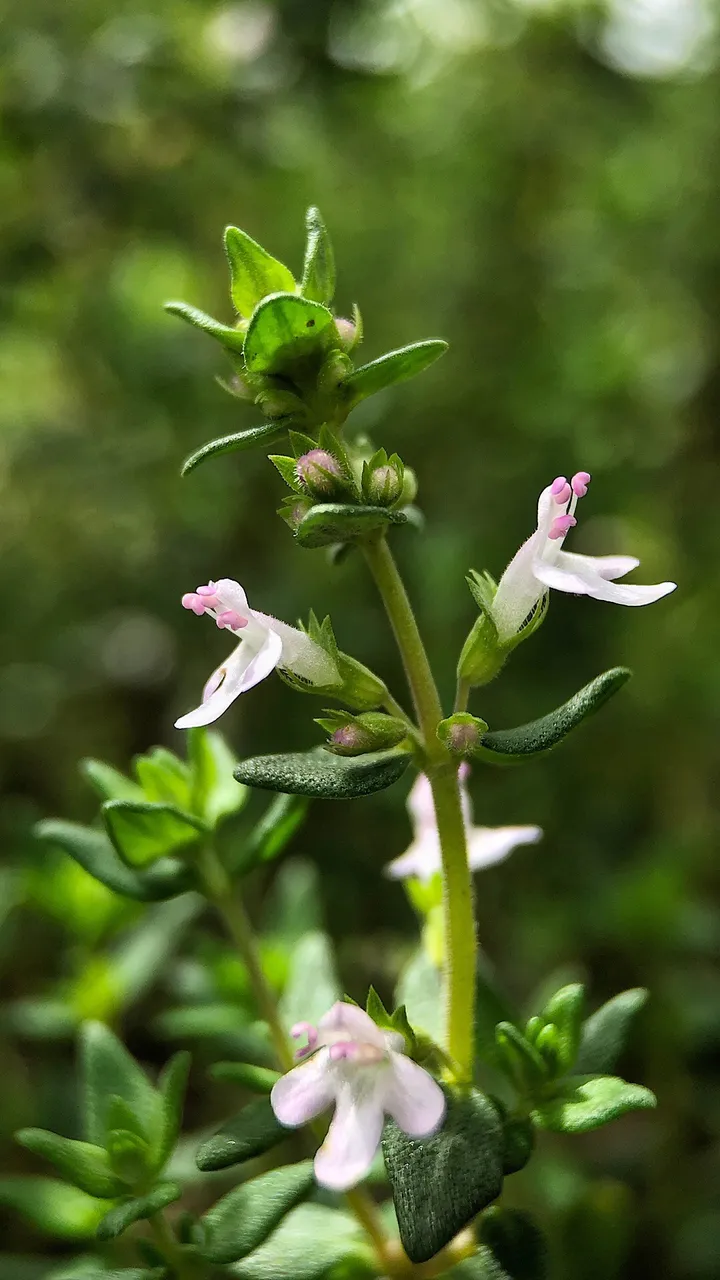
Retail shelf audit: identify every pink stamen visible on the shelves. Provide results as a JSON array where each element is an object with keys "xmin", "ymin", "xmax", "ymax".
[
  {"xmin": 216, "ymin": 610, "xmax": 247, "ymax": 631},
  {"xmin": 548, "ymin": 514, "xmax": 576, "ymax": 541},
  {"xmin": 291, "ymin": 1022, "xmax": 318, "ymax": 1059},
  {"xmin": 196, "ymin": 583, "xmax": 217, "ymax": 596},
  {"xmin": 181, "ymin": 592, "xmax": 206, "ymax": 616},
  {"xmin": 571, "ymin": 471, "xmax": 591, "ymax": 498},
  {"xmin": 551, "ymin": 476, "xmax": 569, "ymax": 497},
  {"xmin": 329, "ymin": 1041, "xmax": 358, "ymax": 1062}
]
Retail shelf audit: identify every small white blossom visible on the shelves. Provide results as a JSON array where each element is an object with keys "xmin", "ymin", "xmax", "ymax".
[
  {"xmin": 270, "ymin": 1002, "xmax": 445, "ymax": 1192},
  {"xmin": 175, "ymin": 578, "xmax": 339, "ymax": 729},
  {"xmin": 386, "ymin": 767, "xmax": 542, "ymax": 883},
  {"xmin": 491, "ymin": 472, "xmax": 676, "ymax": 643}
]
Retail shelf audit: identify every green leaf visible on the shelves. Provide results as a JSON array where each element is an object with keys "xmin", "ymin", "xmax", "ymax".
[
  {"xmin": 300, "ymin": 207, "xmax": 335, "ymax": 305},
  {"xmin": 395, "ymin": 948, "xmax": 442, "ymax": 1046},
  {"xmin": 102, "ymin": 801, "xmax": 206, "ymax": 868},
  {"xmin": 343, "ymin": 340, "xmax": 448, "ymax": 403},
  {"xmin": 532, "ymin": 1075, "xmax": 656, "ymax": 1134},
  {"xmin": 112, "ymin": 897, "xmax": 201, "ymax": 1013},
  {"xmin": 0, "ymin": 1178, "xmax": 110, "ymax": 1240},
  {"xmin": 80, "ymin": 760, "xmax": 144, "ymax": 803},
  {"xmin": 96, "ymin": 1184, "xmax": 181, "ymax": 1242},
  {"xmin": 165, "ymin": 301, "xmax": 246, "ymax": 352},
  {"xmin": 224, "ymin": 226, "xmax": 296, "ymax": 317},
  {"xmin": 208, "ymin": 1063, "xmax": 280, "ymax": 1093},
  {"xmin": 81, "ymin": 1023, "xmax": 160, "ymax": 1148},
  {"xmin": 295, "ymin": 502, "xmax": 406, "ymax": 549},
  {"xmin": 383, "ymin": 1086, "xmax": 504, "ymax": 1264},
  {"xmin": 153, "ymin": 1051, "xmax": 191, "ymax": 1172},
  {"xmin": 478, "ymin": 1206, "xmax": 548, "ymax": 1280},
  {"xmin": 229, "ymin": 1204, "xmax": 374, "ymax": 1280},
  {"xmin": 499, "ymin": 1114, "xmax": 535, "ymax": 1176},
  {"xmin": 199, "ymin": 1162, "xmax": 314, "ymax": 1264},
  {"xmin": 35, "ymin": 821, "xmax": 195, "ymax": 902},
  {"xmin": 279, "ymin": 931, "xmax": 341, "ymax": 1033},
  {"xmin": 474, "ymin": 669, "xmax": 632, "ymax": 765},
  {"xmin": 539, "ymin": 984, "xmax": 585, "ymax": 1075},
  {"xmin": 231, "ymin": 793, "xmax": 309, "ymax": 876},
  {"xmin": 67, "ymin": 1271, "xmax": 166, "ymax": 1280},
  {"xmin": 234, "ymin": 746, "xmax": 411, "ymax": 799},
  {"xmin": 574, "ymin": 988, "xmax": 649, "ymax": 1075},
  {"xmin": 269, "ymin": 453, "xmax": 304, "ymax": 493},
  {"xmin": 133, "ymin": 749, "xmax": 191, "ymax": 810},
  {"xmin": 188, "ymin": 728, "xmax": 246, "ymax": 827},
  {"xmin": 14, "ymin": 1131, "xmax": 125, "ymax": 1199},
  {"xmin": 106, "ymin": 1130, "xmax": 151, "ymax": 1185},
  {"xmin": 243, "ymin": 294, "xmax": 335, "ymax": 377},
  {"xmin": 182, "ymin": 423, "xmax": 289, "ymax": 476},
  {"xmin": 195, "ymin": 1098, "xmax": 288, "ymax": 1172},
  {"xmin": 495, "ymin": 1023, "xmax": 548, "ymax": 1093}
]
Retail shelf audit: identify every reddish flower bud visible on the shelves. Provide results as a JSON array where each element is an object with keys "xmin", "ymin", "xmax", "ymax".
[{"xmin": 295, "ymin": 449, "xmax": 345, "ymax": 497}]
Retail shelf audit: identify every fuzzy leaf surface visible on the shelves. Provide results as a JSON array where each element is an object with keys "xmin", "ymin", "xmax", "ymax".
[{"xmin": 234, "ymin": 746, "xmax": 410, "ymax": 798}]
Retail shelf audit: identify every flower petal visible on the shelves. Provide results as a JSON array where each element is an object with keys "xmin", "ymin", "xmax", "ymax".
[
  {"xmin": 385, "ymin": 1053, "xmax": 446, "ymax": 1138},
  {"xmin": 492, "ymin": 531, "xmax": 546, "ymax": 642},
  {"xmin": 534, "ymin": 553, "xmax": 676, "ymax": 606},
  {"xmin": 407, "ymin": 773, "xmax": 436, "ymax": 833},
  {"xmin": 270, "ymin": 1050, "xmax": 334, "ymax": 1127},
  {"xmin": 558, "ymin": 552, "xmax": 639, "ymax": 582},
  {"xmin": 467, "ymin": 824, "xmax": 542, "ymax": 871},
  {"xmin": 318, "ymin": 1002, "xmax": 387, "ymax": 1050},
  {"xmin": 213, "ymin": 578, "xmax": 251, "ymax": 614},
  {"xmin": 313, "ymin": 1082, "xmax": 386, "ymax": 1191},
  {"xmin": 385, "ymin": 832, "xmax": 441, "ymax": 882},
  {"xmin": 174, "ymin": 629, "xmax": 283, "ymax": 730}
]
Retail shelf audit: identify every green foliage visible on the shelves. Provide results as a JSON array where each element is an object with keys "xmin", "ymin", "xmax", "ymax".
[
  {"xmin": 228, "ymin": 1204, "xmax": 376, "ymax": 1280},
  {"xmin": 300, "ymin": 207, "xmax": 336, "ymax": 306},
  {"xmin": 574, "ymin": 989, "xmax": 649, "ymax": 1075},
  {"xmin": 198, "ymin": 1161, "xmax": 314, "ymax": 1263},
  {"xmin": 224, "ymin": 226, "xmax": 296, "ymax": 318},
  {"xmin": 342, "ymin": 341, "xmax": 448, "ymax": 404},
  {"xmin": 0, "ymin": 1179, "xmax": 110, "ymax": 1240},
  {"xmin": 182, "ymin": 424, "xmax": 289, "ymax": 475},
  {"xmin": 234, "ymin": 746, "xmax": 411, "ymax": 798},
  {"xmin": 95, "ymin": 1184, "xmax": 182, "ymax": 1241},
  {"xmin": 195, "ymin": 1098, "xmax": 288, "ymax": 1172},
  {"xmin": 532, "ymin": 1076, "xmax": 656, "ymax": 1134},
  {"xmin": 294, "ymin": 502, "xmax": 407, "ymax": 549},
  {"xmin": 383, "ymin": 1086, "xmax": 504, "ymax": 1263},
  {"xmin": 478, "ymin": 1207, "xmax": 548, "ymax": 1280},
  {"xmin": 243, "ymin": 294, "xmax": 336, "ymax": 377},
  {"xmin": 14, "ymin": 1133, "xmax": 125, "ymax": 1200},
  {"xmin": 34, "ymin": 822, "xmax": 194, "ymax": 902},
  {"xmin": 208, "ymin": 1063, "xmax": 281, "ymax": 1094},
  {"xmin": 472, "ymin": 669, "xmax": 632, "ymax": 765},
  {"xmin": 103, "ymin": 801, "xmax": 206, "ymax": 868}
]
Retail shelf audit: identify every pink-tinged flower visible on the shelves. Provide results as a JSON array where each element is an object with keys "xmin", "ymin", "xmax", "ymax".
[
  {"xmin": 386, "ymin": 767, "xmax": 542, "ymax": 883},
  {"xmin": 491, "ymin": 472, "xmax": 676, "ymax": 642},
  {"xmin": 175, "ymin": 578, "xmax": 339, "ymax": 729},
  {"xmin": 270, "ymin": 1002, "xmax": 445, "ymax": 1192}
]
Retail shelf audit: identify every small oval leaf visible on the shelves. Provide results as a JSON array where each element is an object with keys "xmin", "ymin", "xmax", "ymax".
[
  {"xmin": 195, "ymin": 1098, "xmax": 288, "ymax": 1172},
  {"xmin": 474, "ymin": 668, "xmax": 631, "ymax": 765},
  {"xmin": 224, "ymin": 226, "xmax": 296, "ymax": 318},
  {"xmin": 531, "ymin": 1075, "xmax": 656, "ymax": 1134},
  {"xmin": 300, "ymin": 206, "xmax": 335, "ymax": 305},
  {"xmin": 102, "ymin": 800, "xmax": 206, "ymax": 868},
  {"xmin": 35, "ymin": 820, "xmax": 194, "ymax": 902},
  {"xmin": 343, "ymin": 339, "xmax": 448, "ymax": 403},
  {"xmin": 182, "ymin": 423, "xmax": 289, "ymax": 476},
  {"xmin": 234, "ymin": 746, "xmax": 411, "ymax": 799},
  {"xmin": 96, "ymin": 1183, "xmax": 182, "ymax": 1241},
  {"xmin": 199, "ymin": 1161, "xmax": 314, "ymax": 1264},
  {"xmin": 295, "ymin": 503, "xmax": 407, "ymax": 549},
  {"xmin": 243, "ymin": 293, "xmax": 335, "ymax": 376},
  {"xmin": 574, "ymin": 988, "xmax": 649, "ymax": 1075},
  {"xmin": 165, "ymin": 301, "xmax": 245, "ymax": 352}
]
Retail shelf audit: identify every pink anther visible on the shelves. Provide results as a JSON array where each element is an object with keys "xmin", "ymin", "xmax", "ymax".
[
  {"xmin": 216, "ymin": 610, "xmax": 247, "ymax": 631},
  {"xmin": 329, "ymin": 1041, "xmax": 357, "ymax": 1062},
  {"xmin": 571, "ymin": 471, "xmax": 591, "ymax": 498},
  {"xmin": 551, "ymin": 476, "xmax": 570, "ymax": 497},
  {"xmin": 182, "ymin": 592, "xmax": 206, "ymax": 616},
  {"xmin": 291, "ymin": 1022, "xmax": 318, "ymax": 1059},
  {"xmin": 548, "ymin": 514, "xmax": 577, "ymax": 541},
  {"xmin": 196, "ymin": 583, "xmax": 217, "ymax": 597}
]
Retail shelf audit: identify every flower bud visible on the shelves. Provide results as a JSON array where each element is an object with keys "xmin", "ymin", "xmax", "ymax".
[
  {"xmin": 334, "ymin": 317, "xmax": 358, "ymax": 351},
  {"xmin": 366, "ymin": 462, "xmax": 404, "ymax": 507},
  {"xmin": 398, "ymin": 466, "xmax": 418, "ymax": 507},
  {"xmin": 437, "ymin": 712, "xmax": 488, "ymax": 757},
  {"xmin": 295, "ymin": 448, "xmax": 346, "ymax": 498},
  {"xmin": 325, "ymin": 712, "xmax": 408, "ymax": 756},
  {"xmin": 329, "ymin": 724, "xmax": 375, "ymax": 756}
]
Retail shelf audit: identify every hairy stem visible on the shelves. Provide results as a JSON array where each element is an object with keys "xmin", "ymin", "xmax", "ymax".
[
  {"xmin": 197, "ymin": 844, "xmax": 394, "ymax": 1272},
  {"xmin": 362, "ymin": 534, "xmax": 477, "ymax": 1080}
]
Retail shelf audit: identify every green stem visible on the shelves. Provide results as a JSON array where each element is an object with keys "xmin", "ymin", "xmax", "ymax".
[
  {"xmin": 454, "ymin": 676, "xmax": 471, "ymax": 715},
  {"xmin": 149, "ymin": 1211, "xmax": 194, "ymax": 1279},
  {"xmin": 362, "ymin": 535, "xmax": 476, "ymax": 1080},
  {"xmin": 197, "ymin": 845, "xmax": 394, "ymax": 1272}
]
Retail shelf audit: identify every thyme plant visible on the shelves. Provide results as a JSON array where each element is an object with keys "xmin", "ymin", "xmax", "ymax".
[{"xmin": 14, "ymin": 209, "xmax": 676, "ymax": 1280}]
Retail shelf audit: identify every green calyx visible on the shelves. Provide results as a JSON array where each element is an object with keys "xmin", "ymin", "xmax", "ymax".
[{"xmin": 317, "ymin": 710, "xmax": 410, "ymax": 756}]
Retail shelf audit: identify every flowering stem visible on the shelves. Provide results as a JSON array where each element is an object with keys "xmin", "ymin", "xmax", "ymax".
[
  {"xmin": 362, "ymin": 534, "xmax": 476, "ymax": 1081},
  {"xmin": 196, "ymin": 845, "xmax": 394, "ymax": 1272}
]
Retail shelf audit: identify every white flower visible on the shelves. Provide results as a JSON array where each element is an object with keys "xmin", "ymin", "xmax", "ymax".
[
  {"xmin": 270, "ymin": 1002, "xmax": 445, "ymax": 1192},
  {"xmin": 386, "ymin": 766, "xmax": 542, "ymax": 883},
  {"xmin": 175, "ymin": 578, "xmax": 339, "ymax": 729},
  {"xmin": 491, "ymin": 472, "xmax": 676, "ymax": 643}
]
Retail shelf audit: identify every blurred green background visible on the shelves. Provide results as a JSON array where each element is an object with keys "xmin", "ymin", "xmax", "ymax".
[{"xmin": 1, "ymin": 0, "xmax": 719, "ymax": 1275}]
